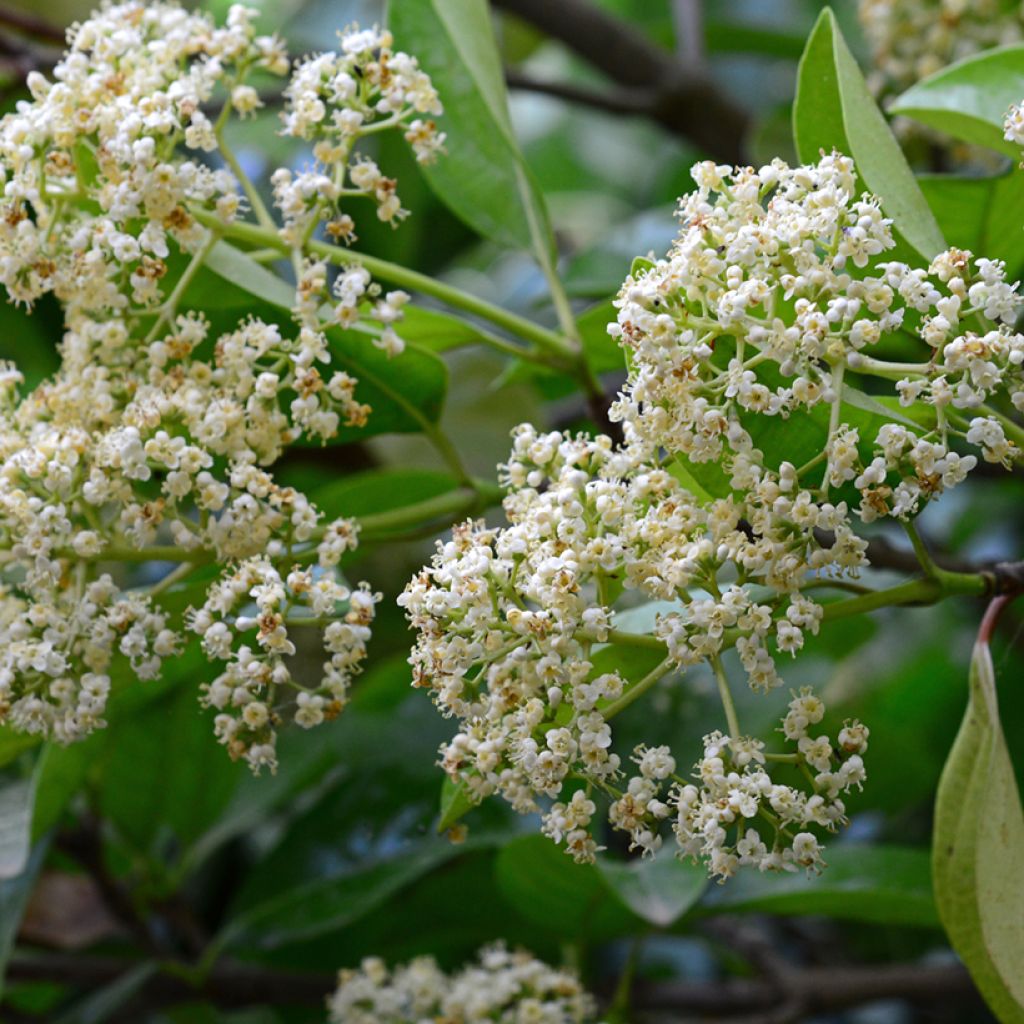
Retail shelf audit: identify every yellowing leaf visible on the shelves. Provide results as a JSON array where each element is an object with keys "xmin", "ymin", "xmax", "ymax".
[{"xmin": 933, "ymin": 634, "xmax": 1024, "ymax": 1023}]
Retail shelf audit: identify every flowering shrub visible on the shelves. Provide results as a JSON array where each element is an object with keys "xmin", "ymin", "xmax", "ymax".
[{"xmin": 0, "ymin": 3, "xmax": 1021, "ymax": 1022}]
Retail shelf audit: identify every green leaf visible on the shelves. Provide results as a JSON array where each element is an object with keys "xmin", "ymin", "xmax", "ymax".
[
  {"xmin": 597, "ymin": 855, "xmax": 707, "ymax": 928},
  {"xmin": 389, "ymin": 0, "xmax": 559, "ymax": 274},
  {"xmin": 0, "ymin": 839, "xmax": 50, "ymax": 1001},
  {"xmin": 0, "ymin": 772, "xmax": 36, "ymax": 881},
  {"xmin": 890, "ymin": 45, "xmax": 1024, "ymax": 159},
  {"xmin": 920, "ymin": 170, "xmax": 1024, "ymax": 284},
  {"xmin": 324, "ymin": 327, "xmax": 449, "ymax": 441},
  {"xmin": 793, "ymin": 8, "xmax": 945, "ymax": 261},
  {"xmin": 95, "ymin": 651, "xmax": 245, "ymax": 863},
  {"xmin": 704, "ymin": 845, "xmax": 939, "ymax": 927},
  {"xmin": 305, "ymin": 467, "xmax": 460, "ymax": 521},
  {"xmin": 222, "ymin": 841, "xmax": 465, "ymax": 951},
  {"xmin": 933, "ymin": 635, "xmax": 1024, "ymax": 1021},
  {"xmin": 577, "ymin": 301, "xmax": 626, "ymax": 376},
  {"xmin": 438, "ymin": 776, "xmax": 476, "ymax": 832},
  {"xmin": 397, "ymin": 305, "xmax": 487, "ymax": 354},
  {"xmin": 202, "ymin": 240, "xmax": 295, "ymax": 310},
  {"xmin": 31, "ymin": 739, "xmax": 99, "ymax": 843},
  {"xmin": 494, "ymin": 835, "xmax": 637, "ymax": 940}
]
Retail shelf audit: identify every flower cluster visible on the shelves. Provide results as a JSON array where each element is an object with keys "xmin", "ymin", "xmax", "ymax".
[
  {"xmin": 401, "ymin": 426, "xmax": 865, "ymax": 872},
  {"xmin": 611, "ymin": 155, "xmax": 1023, "ymax": 525},
  {"xmin": 0, "ymin": 3, "xmax": 443, "ymax": 766},
  {"xmin": 275, "ymin": 25, "xmax": 443, "ymax": 245},
  {"xmin": 0, "ymin": 2, "xmax": 279, "ymax": 318},
  {"xmin": 858, "ymin": 0, "xmax": 1023, "ymax": 95},
  {"xmin": 674, "ymin": 694, "xmax": 868, "ymax": 878},
  {"xmin": 191, "ymin": 552, "xmax": 377, "ymax": 773},
  {"xmin": 327, "ymin": 944, "xmax": 597, "ymax": 1024},
  {"xmin": 0, "ymin": 576, "xmax": 176, "ymax": 743}
]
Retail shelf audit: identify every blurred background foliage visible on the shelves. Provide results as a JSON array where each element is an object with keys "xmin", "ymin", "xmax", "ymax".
[{"xmin": 0, "ymin": 0, "xmax": 1020, "ymax": 1021}]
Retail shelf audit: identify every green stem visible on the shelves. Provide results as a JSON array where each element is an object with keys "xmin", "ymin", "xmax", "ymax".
[
  {"xmin": 216, "ymin": 130, "xmax": 277, "ymax": 232},
  {"xmin": 602, "ymin": 656, "xmax": 674, "ymax": 721},
  {"xmin": 358, "ymin": 485, "xmax": 501, "ymax": 539},
  {"xmin": 191, "ymin": 210, "xmax": 578, "ymax": 364},
  {"xmin": 710, "ymin": 655, "xmax": 741, "ymax": 739},
  {"xmin": 598, "ymin": 629, "xmax": 668, "ymax": 651},
  {"xmin": 819, "ymin": 572, "xmax": 986, "ymax": 624},
  {"xmin": 902, "ymin": 519, "xmax": 939, "ymax": 578},
  {"xmin": 144, "ymin": 230, "xmax": 220, "ymax": 344}
]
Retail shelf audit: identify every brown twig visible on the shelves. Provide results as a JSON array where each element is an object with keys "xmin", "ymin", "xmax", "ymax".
[
  {"xmin": 631, "ymin": 961, "xmax": 978, "ymax": 1021},
  {"xmin": 6, "ymin": 949, "xmax": 980, "ymax": 1021},
  {"xmin": 5, "ymin": 951, "xmax": 333, "ymax": 1010},
  {"xmin": 0, "ymin": 6, "xmax": 64, "ymax": 45},
  {"xmin": 493, "ymin": 0, "xmax": 749, "ymax": 162}
]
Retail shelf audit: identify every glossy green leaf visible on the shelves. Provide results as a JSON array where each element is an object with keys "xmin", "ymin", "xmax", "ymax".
[
  {"xmin": 890, "ymin": 45, "xmax": 1024, "ymax": 158},
  {"xmin": 30, "ymin": 739, "xmax": 98, "ymax": 843},
  {"xmin": 597, "ymin": 855, "xmax": 707, "ymax": 928},
  {"xmin": 397, "ymin": 305, "xmax": 488, "ymax": 353},
  {"xmin": 933, "ymin": 637, "xmax": 1024, "ymax": 1022},
  {"xmin": 920, "ymin": 170, "xmax": 1024, "ymax": 284},
  {"xmin": 305, "ymin": 467, "xmax": 460, "ymax": 522},
  {"xmin": 577, "ymin": 301, "xmax": 626, "ymax": 376},
  {"xmin": 202, "ymin": 240, "xmax": 295, "ymax": 310},
  {"xmin": 794, "ymin": 8, "xmax": 945, "ymax": 261},
  {"xmin": 704, "ymin": 845, "xmax": 939, "ymax": 927},
  {"xmin": 222, "ymin": 841, "xmax": 463, "ymax": 950},
  {"xmin": 324, "ymin": 328, "xmax": 448, "ymax": 441},
  {"xmin": 389, "ymin": 0, "xmax": 559, "ymax": 273},
  {"xmin": 494, "ymin": 835, "xmax": 637, "ymax": 939}
]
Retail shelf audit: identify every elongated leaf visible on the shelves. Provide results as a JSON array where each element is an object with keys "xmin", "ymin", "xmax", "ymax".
[
  {"xmin": 203, "ymin": 240, "xmax": 295, "ymax": 309},
  {"xmin": 438, "ymin": 776, "xmax": 475, "ymax": 832},
  {"xmin": 0, "ymin": 839, "xmax": 50, "ymax": 1000},
  {"xmin": 304, "ymin": 467, "xmax": 460, "ymax": 521},
  {"xmin": 704, "ymin": 845, "xmax": 939, "ymax": 927},
  {"xmin": 597, "ymin": 855, "xmax": 707, "ymax": 928},
  {"xmin": 794, "ymin": 9, "xmax": 945, "ymax": 261},
  {"xmin": 933, "ymin": 636, "xmax": 1024, "ymax": 1022},
  {"xmin": 389, "ymin": 0, "xmax": 559, "ymax": 275},
  {"xmin": 31, "ymin": 740, "xmax": 99, "ymax": 843},
  {"xmin": 0, "ymin": 772, "xmax": 36, "ymax": 881},
  {"xmin": 890, "ymin": 46, "xmax": 1024, "ymax": 159},
  {"xmin": 222, "ymin": 841, "xmax": 462, "ymax": 950}
]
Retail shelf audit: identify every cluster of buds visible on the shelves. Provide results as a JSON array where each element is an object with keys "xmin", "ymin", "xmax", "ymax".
[
  {"xmin": 401, "ymin": 426, "xmax": 868, "ymax": 874},
  {"xmin": 328, "ymin": 944, "xmax": 597, "ymax": 1024},
  {"xmin": 0, "ymin": 3, "xmax": 445, "ymax": 767},
  {"xmin": 190, "ymin": 539, "xmax": 376, "ymax": 773},
  {"xmin": 611, "ymin": 155, "xmax": 1023, "ymax": 526}
]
